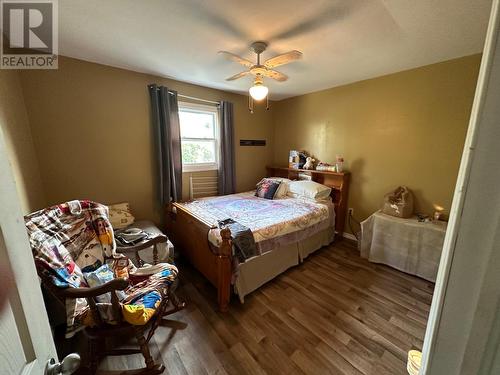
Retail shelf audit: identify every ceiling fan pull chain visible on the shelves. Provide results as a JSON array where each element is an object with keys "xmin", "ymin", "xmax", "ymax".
[{"xmin": 248, "ymin": 95, "xmax": 254, "ymax": 114}]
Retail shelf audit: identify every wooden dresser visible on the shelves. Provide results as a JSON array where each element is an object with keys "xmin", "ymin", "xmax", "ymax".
[{"xmin": 266, "ymin": 166, "xmax": 350, "ymax": 236}]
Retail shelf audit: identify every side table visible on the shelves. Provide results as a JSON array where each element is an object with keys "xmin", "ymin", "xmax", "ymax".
[
  {"xmin": 116, "ymin": 220, "xmax": 173, "ymax": 266},
  {"xmin": 361, "ymin": 211, "xmax": 447, "ymax": 282}
]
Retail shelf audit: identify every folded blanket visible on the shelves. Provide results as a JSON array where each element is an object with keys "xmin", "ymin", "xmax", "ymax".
[{"xmin": 218, "ymin": 218, "xmax": 257, "ymax": 263}]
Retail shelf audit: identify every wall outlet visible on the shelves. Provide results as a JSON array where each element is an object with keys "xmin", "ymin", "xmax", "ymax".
[{"xmin": 348, "ymin": 208, "xmax": 354, "ymax": 216}]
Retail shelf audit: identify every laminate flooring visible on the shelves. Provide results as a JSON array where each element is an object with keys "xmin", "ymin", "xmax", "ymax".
[{"xmin": 100, "ymin": 241, "xmax": 434, "ymax": 374}]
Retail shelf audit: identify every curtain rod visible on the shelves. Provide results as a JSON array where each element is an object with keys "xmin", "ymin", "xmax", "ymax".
[
  {"xmin": 150, "ymin": 85, "xmax": 221, "ymax": 106},
  {"xmin": 176, "ymin": 93, "xmax": 220, "ymax": 106}
]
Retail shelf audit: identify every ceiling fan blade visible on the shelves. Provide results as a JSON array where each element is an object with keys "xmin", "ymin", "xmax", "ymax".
[
  {"xmin": 264, "ymin": 50, "xmax": 302, "ymax": 68},
  {"xmin": 262, "ymin": 69, "xmax": 288, "ymax": 82},
  {"xmin": 226, "ymin": 71, "xmax": 251, "ymax": 81},
  {"xmin": 218, "ymin": 51, "xmax": 254, "ymax": 68}
]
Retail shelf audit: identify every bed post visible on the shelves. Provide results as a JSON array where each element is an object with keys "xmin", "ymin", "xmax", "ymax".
[{"xmin": 217, "ymin": 228, "xmax": 232, "ymax": 312}]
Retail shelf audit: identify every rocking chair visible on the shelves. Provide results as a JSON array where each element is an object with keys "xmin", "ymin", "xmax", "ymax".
[{"xmin": 25, "ymin": 200, "xmax": 185, "ymax": 375}]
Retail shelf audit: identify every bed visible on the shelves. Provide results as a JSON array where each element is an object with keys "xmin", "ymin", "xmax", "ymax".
[{"xmin": 166, "ymin": 166, "xmax": 350, "ymax": 311}]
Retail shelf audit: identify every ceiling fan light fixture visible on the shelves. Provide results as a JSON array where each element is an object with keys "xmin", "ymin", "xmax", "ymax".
[
  {"xmin": 249, "ymin": 77, "xmax": 268, "ymax": 101},
  {"xmin": 220, "ymin": 42, "xmax": 301, "ymax": 110}
]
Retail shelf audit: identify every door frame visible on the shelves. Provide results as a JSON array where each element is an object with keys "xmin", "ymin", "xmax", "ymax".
[
  {"xmin": 421, "ymin": 0, "xmax": 500, "ymax": 373},
  {"xmin": 0, "ymin": 124, "xmax": 58, "ymax": 373}
]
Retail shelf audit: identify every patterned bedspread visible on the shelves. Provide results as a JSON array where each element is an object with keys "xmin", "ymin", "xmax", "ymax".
[{"xmin": 178, "ymin": 192, "xmax": 335, "ymax": 254}]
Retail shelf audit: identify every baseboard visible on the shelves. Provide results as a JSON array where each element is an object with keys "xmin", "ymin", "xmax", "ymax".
[{"xmin": 342, "ymin": 232, "xmax": 358, "ymax": 242}]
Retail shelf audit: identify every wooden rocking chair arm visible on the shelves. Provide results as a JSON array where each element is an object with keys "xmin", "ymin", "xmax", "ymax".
[{"xmin": 59, "ymin": 278, "xmax": 129, "ymax": 298}]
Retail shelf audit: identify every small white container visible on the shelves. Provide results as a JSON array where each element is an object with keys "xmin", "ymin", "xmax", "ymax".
[{"xmin": 335, "ymin": 155, "xmax": 344, "ymax": 173}]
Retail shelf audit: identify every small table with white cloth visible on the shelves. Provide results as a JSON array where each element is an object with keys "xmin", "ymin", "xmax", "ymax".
[
  {"xmin": 360, "ymin": 211, "xmax": 447, "ymax": 282},
  {"xmin": 115, "ymin": 220, "xmax": 174, "ymax": 266}
]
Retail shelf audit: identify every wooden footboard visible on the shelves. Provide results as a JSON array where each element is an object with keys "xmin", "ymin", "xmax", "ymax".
[{"xmin": 165, "ymin": 203, "xmax": 232, "ymax": 312}]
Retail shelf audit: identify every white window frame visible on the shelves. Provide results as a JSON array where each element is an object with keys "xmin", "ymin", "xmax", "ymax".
[{"xmin": 178, "ymin": 101, "xmax": 220, "ymax": 172}]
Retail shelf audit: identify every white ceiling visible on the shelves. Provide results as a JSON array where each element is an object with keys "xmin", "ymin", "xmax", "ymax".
[{"xmin": 59, "ymin": 0, "xmax": 492, "ymax": 100}]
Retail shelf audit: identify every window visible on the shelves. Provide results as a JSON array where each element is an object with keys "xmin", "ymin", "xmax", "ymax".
[{"xmin": 179, "ymin": 102, "xmax": 219, "ymax": 172}]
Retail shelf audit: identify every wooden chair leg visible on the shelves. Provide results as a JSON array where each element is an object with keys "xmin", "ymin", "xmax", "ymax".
[
  {"xmin": 134, "ymin": 327, "xmax": 155, "ymax": 370},
  {"xmin": 159, "ymin": 280, "xmax": 186, "ymax": 319},
  {"xmin": 169, "ymin": 286, "xmax": 186, "ymax": 311},
  {"xmin": 88, "ymin": 338, "xmax": 99, "ymax": 375}
]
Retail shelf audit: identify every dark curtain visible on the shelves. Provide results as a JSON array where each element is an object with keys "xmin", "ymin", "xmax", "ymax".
[
  {"xmin": 148, "ymin": 84, "xmax": 182, "ymax": 204},
  {"xmin": 218, "ymin": 101, "xmax": 236, "ymax": 195}
]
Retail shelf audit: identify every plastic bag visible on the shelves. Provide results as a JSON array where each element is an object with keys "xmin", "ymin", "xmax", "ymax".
[{"xmin": 382, "ymin": 186, "xmax": 414, "ymax": 218}]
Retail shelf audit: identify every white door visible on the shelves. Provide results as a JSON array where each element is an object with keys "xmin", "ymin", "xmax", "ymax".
[
  {"xmin": 0, "ymin": 125, "xmax": 59, "ymax": 374},
  {"xmin": 421, "ymin": 0, "xmax": 500, "ymax": 374}
]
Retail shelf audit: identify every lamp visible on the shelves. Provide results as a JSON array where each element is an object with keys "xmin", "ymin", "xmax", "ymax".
[
  {"xmin": 248, "ymin": 75, "xmax": 270, "ymax": 113},
  {"xmin": 433, "ymin": 204, "xmax": 444, "ymax": 221},
  {"xmin": 249, "ymin": 75, "xmax": 268, "ymax": 101}
]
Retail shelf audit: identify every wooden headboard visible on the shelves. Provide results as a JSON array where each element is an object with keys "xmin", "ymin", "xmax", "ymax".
[{"xmin": 266, "ymin": 166, "xmax": 350, "ymax": 236}]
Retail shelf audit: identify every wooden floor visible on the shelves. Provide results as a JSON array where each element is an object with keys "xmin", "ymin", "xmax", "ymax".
[{"xmin": 100, "ymin": 241, "xmax": 434, "ymax": 374}]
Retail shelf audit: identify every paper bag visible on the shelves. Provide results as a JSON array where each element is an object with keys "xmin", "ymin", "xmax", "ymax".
[{"xmin": 382, "ymin": 186, "xmax": 414, "ymax": 218}]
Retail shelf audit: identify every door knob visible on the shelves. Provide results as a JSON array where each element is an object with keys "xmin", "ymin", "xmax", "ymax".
[{"xmin": 45, "ymin": 353, "xmax": 81, "ymax": 375}]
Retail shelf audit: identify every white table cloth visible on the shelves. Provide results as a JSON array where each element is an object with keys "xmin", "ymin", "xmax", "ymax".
[
  {"xmin": 123, "ymin": 220, "xmax": 174, "ymax": 265},
  {"xmin": 361, "ymin": 211, "xmax": 447, "ymax": 282}
]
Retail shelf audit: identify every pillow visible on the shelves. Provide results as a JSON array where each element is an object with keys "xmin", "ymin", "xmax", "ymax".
[
  {"xmin": 261, "ymin": 177, "xmax": 291, "ymax": 198},
  {"xmin": 108, "ymin": 202, "xmax": 135, "ymax": 229},
  {"xmin": 287, "ymin": 180, "xmax": 332, "ymax": 201},
  {"xmin": 255, "ymin": 179, "xmax": 281, "ymax": 200},
  {"xmin": 287, "ymin": 192, "xmax": 333, "ymax": 203}
]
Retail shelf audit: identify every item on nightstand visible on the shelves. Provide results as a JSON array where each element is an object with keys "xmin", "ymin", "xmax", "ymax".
[
  {"xmin": 382, "ymin": 186, "xmax": 414, "ymax": 218},
  {"xmin": 115, "ymin": 228, "xmax": 148, "ymax": 246},
  {"xmin": 433, "ymin": 204, "xmax": 444, "ymax": 221},
  {"xmin": 335, "ymin": 155, "xmax": 344, "ymax": 172},
  {"xmin": 416, "ymin": 213, "xmax": 430, "ymax": 222},
  {"xmin": 316, "ymin": 162, "xmax": 337, "ymax": 172},
  {"xmin": 289, "ymin": 150, "xmax": 308, "ymax": 169},
  {"xmin": 303, "ymin": 156, "xmax": 316, "ymax": 170},
  {"xmin": 297, "ymin": 173, "xmax": 313, "ymax": 181}
]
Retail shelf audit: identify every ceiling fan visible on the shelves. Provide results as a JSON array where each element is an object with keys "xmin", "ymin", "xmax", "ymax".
[{"xmin": 219, "ymin": 41, "xmax": 302, "ymax": 103}]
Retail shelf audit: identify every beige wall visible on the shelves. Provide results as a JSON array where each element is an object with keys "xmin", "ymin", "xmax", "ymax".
[
  {"xmin": 15, "ymin": 54, "xmax": 480, "ymax": 227},
  {"xmin": 19, "ymin": 56, "xmax": 274, "ymax": 224},
  {"xmin": 272, "ymin": 54, "xmax": 481, "ymax": 226},
  {"xmin": 0, "ymin": 70, "xmax": 45, "ymax": 214}
]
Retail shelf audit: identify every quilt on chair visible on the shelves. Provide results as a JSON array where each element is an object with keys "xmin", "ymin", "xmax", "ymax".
[{"xmin": 24, "ymin": 200, "xmax": 177, "ymax": 337}]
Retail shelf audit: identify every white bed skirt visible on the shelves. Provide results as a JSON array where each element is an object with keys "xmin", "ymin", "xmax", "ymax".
[{"xmin": 234, "ymin": 226, "xmax": 335, "ymax": 303}]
